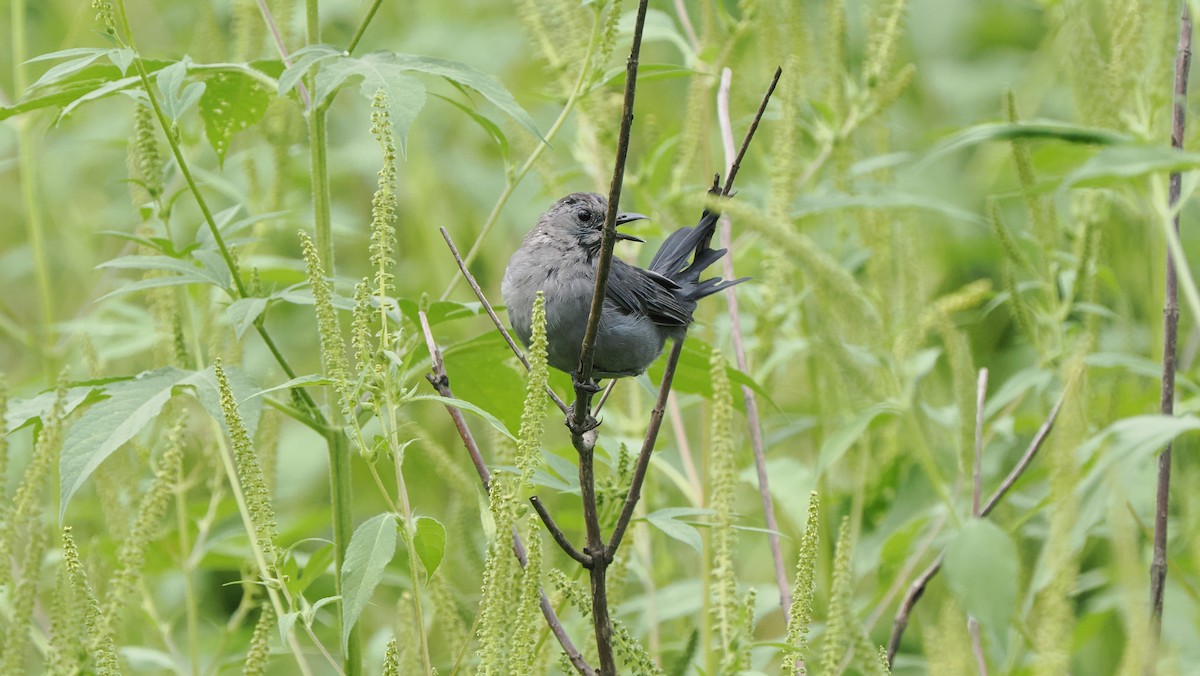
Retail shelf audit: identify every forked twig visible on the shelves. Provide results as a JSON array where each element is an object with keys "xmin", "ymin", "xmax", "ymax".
[{"xmin": 886, "ymin": 388, "xmax": 1067, "ymax": 664}]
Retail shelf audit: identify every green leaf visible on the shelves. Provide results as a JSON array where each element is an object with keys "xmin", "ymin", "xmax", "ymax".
[
  {"xmin": 225, "ymin": 297, "xmax": 269, "ymax": 339},
  {"xmin": 59, "ymin": 367, "xmax": 191, "ymax": 519},
  {"xmin": 412, "ymin": 516, "xmax": 447, "ymax": 581},
  {"xmin": 199, "ymin": 71, "xmax": 270, "ymax": 165},
  {"xmin": 28, "ymin": 48, "xmax": 111, "ymax": 90},
  {"xmin": 307, "ymin": 53, "xmax": 428, "ymax": 151},
  {"xmin": 156, "ymin": 59, "xmax": 205, "ymax": 121},
  {"xmin": 792, "ymin": 189, "xmax": 985, "ymax": 226},
  {"xmin": 409, "ymin": 394, "xmax": 515, "ymax": 440},
  {"xmin": 942, "ymin": 519, "xmax": 1019, "ymax": 636},
  {"xmin": 924, "ymin": 121, "xmax": 1129, "ymax": 165},
  {"xmin": 430, "ymin": 93, "xmax": 509, "ymax": 158},
  {"xmin": 341, "ymin": 513, "xmax": 399, "ymax": 651},
  {"xmin": 646, "ymin": 338, "xmax": 773, "ymax": 409},
  {"xmin": 1059, "ymin": 145, "xmax": 1200, "ymax": 190},
  {"xmin": 371, "ymin": 52, "xmax": 543, "ymax": 143},
  {"xmin": 241, "ymin": 374, "xmax": 334, "ymax": 404},
  {"xmin": 277, "ymin": 44, "xmax": 342, "ymax": 97},
  {"xmin": 643, "ymin": 508, "xmax": 712, "ymax": 554},
  {"xmin": 5, "ymin": 385, "xmax": 105, "ymax": 433},
  {"xmin": 816, "ymin": 404, "xmax": 902, "ymax": 477}
]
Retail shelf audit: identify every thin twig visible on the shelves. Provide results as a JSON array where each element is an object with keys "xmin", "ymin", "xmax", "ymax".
[
  {"xmin": 345, "ymin": 0, "xmax": 384, "ymax": 54},
  {"xmin": 531, "ymin": 496, "xmax": 591, "ymax": 566},
  {"xmin": 968, "ymin": 617, "xmax": 988, "ymax": 675},
  {"xmin": 721, "ymin": 66, "xmax": 782, "ymax": 196},
  {"xmin": 438, "ymin": 227, "xmax": 569, "ymax": 414},
  {"xmin": 1149, "ymin": 5, "xmax": 1191, "ymax": 666},
  {"xmin": 417, "ymin": 311, "xmax": 594, "ymax": 676},
  {"xmin": 973, "ymin": 368, "xmax": 989, "ymax": 517},
  {"xmin": 716, "ymin": 66, "xmax": 792, "ymax": 622},
  {"xmin": 608, "ymin": 340, "xmax": 685, "ymax": 553},
  {"xmin": 253, "ymin": 0, "xmax": 309, "ymax": 108},
  {"xmin": 887, "ymin": 387, "xmax": 1066, "ymax": 665}
]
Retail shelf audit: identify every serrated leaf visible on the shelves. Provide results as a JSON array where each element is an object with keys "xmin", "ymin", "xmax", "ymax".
[
  {"xmin": 371, "ymin": 52, "xmax": 542, "ymax": 143},
  {"xmin": 341, "ymin": 513, "xmax": 399, "ymax": 651},
  {"xmin": 200, "ymin": 71, "xmax": 270, "ymax": 165},
  {"xmin": 59, "ymin": 367, "xmax": 191, "ymax": 519},
  {"xmin": 309, "ymin": 54, "xmax": 427, "ymax": 151},
  {"xmin": 5, "ymin": 385, "xmax": 103, "ymax": 434},
  {"xmin": 412, "ymin": 516, "xmax": 446, "ymax": 581},
  {"xmin": 277, "ymin": 44, "xmax": 342, "ymax": 97},
  {"xmin": 943, "ymin": 519, "xmax": 1019, "ymax": 637}
]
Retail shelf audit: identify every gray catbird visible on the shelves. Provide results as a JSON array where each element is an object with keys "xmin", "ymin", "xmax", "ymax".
[{"xmin": 502, "ymin": 191, "xmax": 747, "ymax": 379}]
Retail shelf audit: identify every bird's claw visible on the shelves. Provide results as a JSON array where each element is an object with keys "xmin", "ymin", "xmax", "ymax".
[
  {"xmin": 566, "ymin": 414, "xmax": 601, "ymax": 435},
  {"xmin": 571, "ymin": 371, "xmax": 603, "ymax": 394}
]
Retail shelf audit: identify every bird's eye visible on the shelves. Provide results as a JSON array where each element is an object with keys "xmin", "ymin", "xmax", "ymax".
[{"xmin": 577, "ymin": 210, "xmax": 593, "ymax": 223}]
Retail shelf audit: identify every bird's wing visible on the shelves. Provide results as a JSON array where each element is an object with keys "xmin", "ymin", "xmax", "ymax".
[{"xmin": 606, "ymin": 259, "xmax": 692, "ymax": 327}]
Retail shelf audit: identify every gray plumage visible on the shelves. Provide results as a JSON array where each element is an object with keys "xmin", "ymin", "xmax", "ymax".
[{"xmin": 502, "ymin": 192, "xmax": 747, "ymax": 378}]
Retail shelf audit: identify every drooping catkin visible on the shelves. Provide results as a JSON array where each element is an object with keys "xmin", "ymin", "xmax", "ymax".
[
  {"xmin": 708, "ymin": 348, "xmax": 742, "ymax": 669},
  {"xmin": 516, "ymin": 292, "xmax": 550, "ymax": 486},
  {"xmin": 61, "ymin": 527, "xmax": 120, "ymax": 675},
  {"xmin": 242, "ymin": 603, "xmax": 275, "ymax": 675},
  {"xmin": 101, "ymin": 420, "xmax": 185, "ymax": 637},
  {"xmin": 299, "ymin": 231, "xmax": 353, "ymax": 418},
  {"xmin": 215, "ymin": 360, "xmax": 279, "ymax": 569}
]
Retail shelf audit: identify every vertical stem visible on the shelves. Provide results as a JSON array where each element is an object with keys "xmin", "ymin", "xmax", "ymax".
[
  {"xmin": 1149, "ymin": 3, "xmax": 1191, "ymax": 667},
  {"xmin": 304, "ymin": 0, "xmax": 357, "ymax": 672},
  {"xmin": 715, "ymin": 66, "xmax": 791, "ymax": 622},
  {"xmin": 12, "ymin": 0, "xmax": 57, "ymax": 375}
]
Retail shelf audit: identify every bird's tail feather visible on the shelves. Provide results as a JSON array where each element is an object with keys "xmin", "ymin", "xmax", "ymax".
[{"xmin": 648, "ymin": 206, "xmax": 748, "ymax": 301}]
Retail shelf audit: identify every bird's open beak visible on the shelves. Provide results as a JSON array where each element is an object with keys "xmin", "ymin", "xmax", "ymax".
[{"xmin": 615, "ymin": 211, "xmax": 647, "ymax": 242}]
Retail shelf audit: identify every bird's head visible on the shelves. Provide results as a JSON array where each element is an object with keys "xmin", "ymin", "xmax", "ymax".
[{"xmin": 539, "ymin": 192, "xmax": 647, "ymax": 253}]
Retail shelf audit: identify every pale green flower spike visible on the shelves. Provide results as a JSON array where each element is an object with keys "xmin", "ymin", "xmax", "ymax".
[
  {"xmin": 510, "ymin": 518, "xmax": 543, "ymax": 668},
  {"xmin": 517, "ymin": 291, "xmax": 550, "ymax": 485},
  {"xmin": 708, "ymin": 348, "xmax": 744, "ymax": 671},
  {"xmin": 215, "ymin": 359, "xmax": 279, "ymax": 568},
  {"xmin": 820, "ymin": 517, "xmax": 855, "ymax": 674},
  {"xmin": 369, "ymin": 89, "xmax": 398, "ymax": 300},
  {"xmin": 783, "ymin": 491, "xmax": 820, "ymax": 675},
  {"xmin": 101, "ymin": 420, "xmax": 185, "ymax": 639},
  {"xmin": 61, "ymin": 527, "xmax": 120, "ymax": 675},
  {"xmin": 299, "ymin": 232, "xmax": 354, "ymax": 418},
  {"xmin": 243, "ymin": 603, "xmax": 275, "ymax": 676},
  {"xmin": 382, "ymin": 637, "xmax": 401, "ymax": 676}
]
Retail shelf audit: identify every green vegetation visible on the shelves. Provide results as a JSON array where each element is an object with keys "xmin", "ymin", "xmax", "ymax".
[{"xmin": 2, "ymin": 0, "xmax": 1199, "ymax": 673}]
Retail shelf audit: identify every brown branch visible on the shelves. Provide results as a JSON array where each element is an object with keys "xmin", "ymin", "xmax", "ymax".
[
  {"xmin": 968, "ymin": 617, "xmax": 988, "ymax": 675},
  {"xmin": 438, "ymin": 227, "xmax": 569, "ymax": 415},
  {"xmin": 887, "ymin": 387, "xmax": 1066, "ymax": 665},
  {"xmin": 607, "ymin": 340, "xmax": 684, "ymax": 553},
  {"xmin": 417, "ymin": 311, "xmax": 594, "ymax": 676},
  {"xmin": 571, "ymin": 0, "xmax": 653, "ymax": 421},
  {"xmin": 1150, "ymin": 5, "xmax": 1191, "ymax": 666},
  {"xmin": 715, "ymin": 66, "xmax": 792, "ymax": 623},
  {"xmin": 531, "ymin": 496, "xmax": 591, "ymax": 567},
  {"xmin": 721, "ymin": 66, "xmax": 781, "ymax": 197}
]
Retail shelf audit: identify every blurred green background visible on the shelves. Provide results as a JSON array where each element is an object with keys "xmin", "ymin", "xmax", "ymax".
[{"xmin": 2, "ymin": 0, "xmax": 1200, "ymax": 674}]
